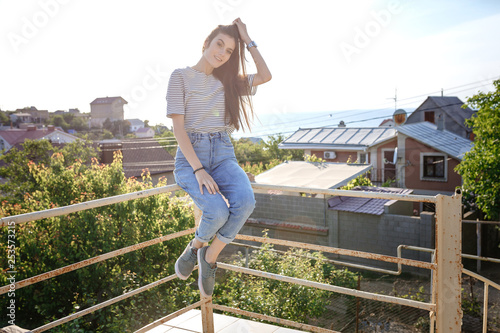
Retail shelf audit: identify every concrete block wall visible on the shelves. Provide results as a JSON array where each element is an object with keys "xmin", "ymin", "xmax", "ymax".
[
  {"xmin": 251, "ymin": 192, "xmax": 327, "ymax": 227},
  {"xmin": 244, "ymin": 194, "xmax": 435, "ymax": 275}
]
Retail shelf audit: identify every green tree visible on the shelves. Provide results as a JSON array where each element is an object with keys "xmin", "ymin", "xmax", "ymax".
[
  {"xmin": 233, "ymin": 137, "xmax": 269, "ymax": 165},
  {"xmin": 69, "ymin": 116, "xmax": 88, "ymax": 131},
  {"xmin": 456, "ymin": 79, "xmax": 500, "ymax": 220},
  {"xmin": 0, "ymin": 151, "xmax": 195, "ymax": 331},
  {"xmin": 264, "ymin": 133, "xmax": 303, "ymax": 161},
  {"xmin": 102, "ymin": 129, "xmax": 114, "ymax": 139},
  {"xmin": 0, "ymin": 139, "xmax": 98, "ymax": 202},
  {"xmin": 0, "ymin": 110, "xmax": 10, "ymax": 125},
  {"xmin": 341, "ymin": 173, "xmax": 373, "ymax": 190},
  {"xmin": 52, "ymin": 115, "xmax": 70, "ymax": 131}
]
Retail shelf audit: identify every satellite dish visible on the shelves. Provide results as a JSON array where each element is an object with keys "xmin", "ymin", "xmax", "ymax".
[{"xmin": 393, "ymin": 109, "xmax": 407, "ymax": 126}]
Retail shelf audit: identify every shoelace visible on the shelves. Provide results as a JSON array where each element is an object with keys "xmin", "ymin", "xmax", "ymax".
[{"xmin": 204, "ymin": 264, "xmax": 217, "ymax": 277}]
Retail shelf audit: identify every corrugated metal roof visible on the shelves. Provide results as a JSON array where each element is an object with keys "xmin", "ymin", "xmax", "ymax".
[
  {"xmin": 254, "ymin": 161, "xmax": 372, "ymax": 189},
  {"xmin": 328, "ymin": 186, "xmax": 413, "ymax": 215},
  {"xmin": 280, "ymin": 127, "xmax": 396, "ymax": 150},
  {"xmin": 397, "ymin": 122, "xmax": 472, "ymax": 160}
]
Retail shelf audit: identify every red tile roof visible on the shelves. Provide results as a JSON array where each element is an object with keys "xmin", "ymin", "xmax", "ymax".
[{"xmin": 0, "ymin": 128, "xmax": 65, "ymax": 146}]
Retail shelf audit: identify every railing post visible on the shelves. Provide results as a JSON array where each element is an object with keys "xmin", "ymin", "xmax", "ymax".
[
  {"xmin": 201, "ymin": 296, "xmax": 215, "ymax": 333},
  {"xmin": 194, "ymin": 206, "xmax": 215, "ymax": 333},
  {"xmin": 434, "ymin": 189, "xmax": 463, "ymax": 331}
]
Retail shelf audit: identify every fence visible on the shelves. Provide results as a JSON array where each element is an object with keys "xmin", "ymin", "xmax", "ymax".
[{"xmin": 1, "ymin": 183, "xmax": 498, "ymax": 332}]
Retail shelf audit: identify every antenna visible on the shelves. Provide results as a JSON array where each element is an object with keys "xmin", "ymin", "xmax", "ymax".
[{"xmin": 386, "ymin": 88, "xmax": 397, "ymax": 111}]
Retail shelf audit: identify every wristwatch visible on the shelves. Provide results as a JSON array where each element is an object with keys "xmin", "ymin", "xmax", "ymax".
[{"xmin": 247, "ymin": 40, "xmax": 257, "ymax": 51}]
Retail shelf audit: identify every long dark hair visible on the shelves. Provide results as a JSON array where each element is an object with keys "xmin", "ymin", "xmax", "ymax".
[{"xmin": 202, "ymin": 24, "xmax": 254, "ymax": 132}]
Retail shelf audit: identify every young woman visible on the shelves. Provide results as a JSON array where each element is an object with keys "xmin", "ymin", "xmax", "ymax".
[{"xmin": 166, "ymin": 18, "xmax": 271, "ymax": 297}]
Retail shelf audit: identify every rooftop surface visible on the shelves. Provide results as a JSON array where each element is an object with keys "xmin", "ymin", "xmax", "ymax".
[
  {"xmin": 255, "ymin": 161, "xmax": 372, "ymax": 189},
  {"xmin": 397, "ymin": 122, "xmax": 473, "ymax": 159},
  {"xmin": 143, "ymin": 309, "xmax": 306, "ymax": 333}
]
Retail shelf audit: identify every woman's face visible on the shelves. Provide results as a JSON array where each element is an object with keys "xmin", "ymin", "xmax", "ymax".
[{"xmin": 204, "ymin": 33, "xmax": 236, "ymax": 68}]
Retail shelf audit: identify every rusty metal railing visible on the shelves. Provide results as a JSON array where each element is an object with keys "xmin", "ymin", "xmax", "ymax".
[{"xmin": 0, "ymin": 183, "xmax": 464, "ymax": 332}]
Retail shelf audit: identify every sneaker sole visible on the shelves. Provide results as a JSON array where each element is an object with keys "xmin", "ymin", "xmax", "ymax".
[
  {"xmin": 175, "ymin": 258, "xmax": 190, "ymax": 280},
  {"xmin": 197, "ymin": 248, "xmax": 210, "ymax": 297}
]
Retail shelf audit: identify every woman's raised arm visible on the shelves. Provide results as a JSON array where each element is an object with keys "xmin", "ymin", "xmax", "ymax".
[{"xmin": 233, "ymin": 17, "xmax": 272, "ymax": 86}]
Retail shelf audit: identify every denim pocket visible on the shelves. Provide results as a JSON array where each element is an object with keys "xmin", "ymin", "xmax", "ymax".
[
  {"xmin": 221, "ymin": 134, "xmax": 232, "ymax": 146},
  {"xmin": 189, "ymin": 135, "xmax": 199, "ymax": 147}
]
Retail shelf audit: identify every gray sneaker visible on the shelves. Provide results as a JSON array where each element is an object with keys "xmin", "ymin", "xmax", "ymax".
[
  {"xmin": 197, "ymin": 246, "xmax": 217, "ymax": 297},
  {"xmin": 175, "ymin": 240, "xmax": 197, "ymax": 280}
]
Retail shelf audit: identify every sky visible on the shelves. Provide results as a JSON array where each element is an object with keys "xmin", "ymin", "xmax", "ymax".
[{"xmin": 1, "ymin": 0, "xmax": 500, "ymax": 139}]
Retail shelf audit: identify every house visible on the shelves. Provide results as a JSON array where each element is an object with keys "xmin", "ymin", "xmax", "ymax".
[
  {"xmin": 254, "ymin": 161, "xmax": 372, "ymax": 197},
  {"xmin": 396, "ymin": 121, "xmax": 472, "ymax": 195},
  {"xmin": 279, "ymin": 126, "xmax": 397, "ymax": 183},
  {"xmin": 406, "ymin": 96, "xmax": 476, "ymax": 139},
  {"xmin": 10, "ymin": 113, "xmax": 33, "ymax": 124},
  {"xmin": 280, "ymin": 122, "xmax": 472, "ymax": 196},
  {"xmin": 126, "ymin": 118, "xmax": 145, "ymax": 132},
  {"xmin": 0, "ymin": 125, "xmax": 80, "ymax": 154},
  {"xmin": 136, "ymin": 127, "xmax": 154, "ymax": 138},
  {"xmin": 14, "ymin": 107, "xmax": 50, "ymax": 124},
  {"xmin": 99, "ymin": 138, "xmax": 175, "ymax": 185},
  {"xmin": 379, "ymin": 118, "xmax": 395, "ymax": 127},
  {"xmin": 90, "ymin": 96, "xmax": 127, "ymax": 128}
]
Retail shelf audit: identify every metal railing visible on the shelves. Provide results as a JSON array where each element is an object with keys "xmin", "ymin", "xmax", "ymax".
[{"xmin": 0, "ymin": 183, "xmax": 469, "ymax": 332}]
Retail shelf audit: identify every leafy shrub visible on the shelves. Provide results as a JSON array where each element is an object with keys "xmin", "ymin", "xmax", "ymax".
[
  {"xmin": 0, "ymin": 145, "xmax": 196, "ymax": 331},
  {"xmin": 214, "ymin": 232, "xmax": 358, "ymax": 325}
]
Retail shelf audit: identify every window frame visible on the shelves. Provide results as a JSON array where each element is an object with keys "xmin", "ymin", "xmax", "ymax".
[
  {"xmin": 357, "ymin": 152, "xmax": 369, "ymax": 164},
  {"xmin": 420, "ymin": 152, "xmax": 448, "ymax": 182}
]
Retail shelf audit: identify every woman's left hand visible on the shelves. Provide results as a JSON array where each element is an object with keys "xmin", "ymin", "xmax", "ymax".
[{"xmin": 232, "ymin": 17, "xmax": 251, "ymax": 45}]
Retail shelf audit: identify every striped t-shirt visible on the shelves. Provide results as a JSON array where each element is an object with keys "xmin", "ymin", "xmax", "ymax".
[{"xmin": 166, "ymin": 66, "xmax": 257, "ymax": 133}]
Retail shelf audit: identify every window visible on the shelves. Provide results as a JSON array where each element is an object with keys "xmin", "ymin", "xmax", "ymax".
[
  {"xmin": 358, "ymin": 152, "xmax": 369, "ymax": 164},
  {"xmin": 424, "ymin": 111, "xmax": 435, "ymax": 123},
  {"xmin": 420, "ymin": 153, "xmax": 447, "ymax": 181}
]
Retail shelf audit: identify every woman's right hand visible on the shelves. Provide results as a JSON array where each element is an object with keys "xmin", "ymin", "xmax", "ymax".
[{"xmin": 195, "ymin": 169, "xmax": 220, "ymax": 195}]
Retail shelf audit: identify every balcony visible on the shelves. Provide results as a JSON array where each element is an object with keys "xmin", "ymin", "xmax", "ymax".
[{"xmin": 1, "ymin": 183, "xmax": 499, "ymax": 332}]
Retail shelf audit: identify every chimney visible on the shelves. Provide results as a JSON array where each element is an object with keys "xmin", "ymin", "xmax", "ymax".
[
  {"xmin": 338, "ymin": 120, "xmax": 346, "ymax": 128},
  {"xmin": 27, "ymin": 125, "xmax": 36, "ymax": 131},
  {"xmin": 436, "ymin": 114, "xmax": 445, "ymax": 131},
  {"xmin": 48, "ymin": 125, "xmax": 55, "ymax": 132}
]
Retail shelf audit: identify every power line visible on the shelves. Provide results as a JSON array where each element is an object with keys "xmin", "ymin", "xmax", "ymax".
[{"xmin": 248, "ymin": 77, "xmax": 497, "ymax": 136}]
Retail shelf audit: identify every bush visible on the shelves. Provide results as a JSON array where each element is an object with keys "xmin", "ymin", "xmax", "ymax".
[
  {"xmin": 0, "ymin": 149, "xmax": 196, "ymax": 331},
  {"xmin": 214, "ymin": 232, "xmax": 358, "ymax": 325}
]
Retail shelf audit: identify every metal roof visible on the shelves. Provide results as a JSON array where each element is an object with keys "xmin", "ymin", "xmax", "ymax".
[
  {"xmin": 328, "ymin": 186, "xmax": 413, "ymax": 215},
  {"xmin": 397, "ymin": 122, "xmax": 472, "ymax": 160},
  {"xmin": 254, "ymin": 161, "xmax": 372, "ymax": 189},
  {"xmin": 279, "ymin": 127, "xmax": 396, "ymax": 150}
]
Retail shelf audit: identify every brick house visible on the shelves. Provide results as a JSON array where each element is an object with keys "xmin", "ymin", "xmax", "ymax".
[
  {"xmin": 279, "ymin": 126, "xmax": 398, "ymax": 183},
  {"xmin": 279, "ymin": 122, "xmax": 471, "ymax": 196}
]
